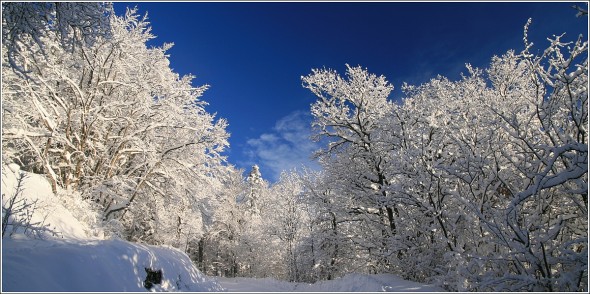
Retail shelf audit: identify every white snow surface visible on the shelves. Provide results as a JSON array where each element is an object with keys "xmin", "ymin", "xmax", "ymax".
[
  {"xmin": 216, "ymin": 274, "xmax": 445, "ymax": 292},
  {"xmin": 1, "ymin": 164, "xmax": 222, "ymax": 292},
  {"xmin": 1, "ymin": 163, "xmax": 445, "ymax": 292},
  {"xmin": 2, "ymin": 163, "xmax": 92, "ymax": 239},
  {"xmin": 2, "ymin": 237, "xmax": 223, "ymax": 292}
]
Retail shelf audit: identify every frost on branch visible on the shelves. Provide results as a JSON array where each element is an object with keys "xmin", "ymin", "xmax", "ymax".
[{"xmin": 2, "ymin": 2, "xmax": 113, "ymax": 74}]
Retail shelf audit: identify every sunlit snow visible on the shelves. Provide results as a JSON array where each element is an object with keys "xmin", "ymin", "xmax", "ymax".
[{"xmin": 1, "ymin": 164, "xmax": 444, "ymax": 292}]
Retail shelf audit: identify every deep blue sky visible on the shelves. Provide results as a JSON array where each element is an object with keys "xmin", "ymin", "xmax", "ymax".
[{"xmin": 113, "ymin": 1, "xmax": 588, "ymax": 182}]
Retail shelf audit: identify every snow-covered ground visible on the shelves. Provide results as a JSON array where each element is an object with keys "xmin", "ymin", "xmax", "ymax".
[
  {"xmin": 2, "ymin": 237, "xmax": 223, "ymax": 292},
  {"xmin": 216, "ymin": 274, "xmax": 444, "ymax": 292},
  {"xmin": 1, "ymin": 163, "xmax": 223, "ymax": 292},
  {"xmin": 1, "ymin": 163, "xmax": 444, "ymax": 292}
]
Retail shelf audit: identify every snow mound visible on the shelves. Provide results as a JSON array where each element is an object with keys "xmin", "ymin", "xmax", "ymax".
[
  {"xmin": 1, "ymin": 163, "xmax": 93, "ymax": 239},
  {"xmin": 1, "ymin": 164, "xmax": 223, "ymax": 292},
  {"xmin": 2, "ymin": 237, "xmax": 223, "ymax": 292}
]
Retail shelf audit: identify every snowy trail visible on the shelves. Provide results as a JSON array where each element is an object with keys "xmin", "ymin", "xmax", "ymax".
[
  {"xmin": 216, "ymin": 277, "xmax": 298, "ymax": 292},
  {"xmin": 215, "ymin": 274, "xmax": 445, "ymax": 292}
]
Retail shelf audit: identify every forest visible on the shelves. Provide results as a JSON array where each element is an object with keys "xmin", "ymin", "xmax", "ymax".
[{"xmin": 1, "ymin": 2, "xmax": 587, "ymax": 292}]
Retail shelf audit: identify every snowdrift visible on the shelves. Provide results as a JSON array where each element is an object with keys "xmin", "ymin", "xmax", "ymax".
[
  {"xmin": 2, "ymin": 237, "xmax": 223, "ymax": 292},
  {"xmin": 1, "ymin": 163, "xmax": 95, "ymax": 240},
  {"xmin": 1, "ymin": 164, "xmax": 223, "ymax": 292}
]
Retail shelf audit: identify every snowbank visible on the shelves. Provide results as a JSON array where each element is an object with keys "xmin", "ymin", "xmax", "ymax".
[
  {"xmin": 1, "ymin": 164, "xmax": 223, "ymax": 292},
  {"xmin": 2, "ymin": 237, "xmax": 223, "ymax": 292},
  {"xmin": 1, "ymin": 163, "xmax": 93, "ymax": 239}
]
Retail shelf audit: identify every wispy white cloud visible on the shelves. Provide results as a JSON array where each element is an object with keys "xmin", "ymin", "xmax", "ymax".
[{"xmin": 243, "ymin": 111, "xmax": 321, "ymax": 182}]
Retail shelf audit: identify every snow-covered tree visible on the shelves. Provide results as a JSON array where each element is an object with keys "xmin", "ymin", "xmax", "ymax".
[
  {"xmin": 300, "ymin": 18, "xmax": 586, "ymax": 291},
  {"xmin": 386, "ymin": 22, "xmax": 586, "ymax": 290},
  {"xmin": 2, "ymin": 6, "xmax": 231, "ymax": 251},
  {"xmin": 262, "ymin": 170, "xmax": 309, "ymax": 281},
  {"xmin": 245, "ymin": 164, "xmax": 265, "ymax": 214},
  {"xmin": 296, "ymin": 169, "xmax": 352, "ymax": 281},
  {"xmin": 199, "ymin": 165, "xmax": 275, "ymax": 278},
  {"xmin": 196, "ymin": 167, "xmax": 248, "ymax": 276},
  {"xmin": 302, "ymin": 64, "xmax": 402, "ymax": 271}
]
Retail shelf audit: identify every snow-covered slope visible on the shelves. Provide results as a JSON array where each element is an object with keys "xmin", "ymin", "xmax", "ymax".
[
  {"xmin": 1, "ymin": 163, "xmax": 95, "ymax": 240},
  {"xmin": 1, "ymin": 164, "xmax": 223, "ymax": 292},
  {"xmin": 2, "ymin": 237, "xmax": 223, "ymax": 292}
]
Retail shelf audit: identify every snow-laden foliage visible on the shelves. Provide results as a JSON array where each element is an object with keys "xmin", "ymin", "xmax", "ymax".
[
  {"xmin": 2, "ymin": 7, "xmax": 231, "ymax": 251},
  {"xmin": 2, "ymin": 2, "xmax": 113, "ymax": 73},
  {"xmin": 196, "ymin": 167, "xmax": 317, "ymax": 282},
  {"xmin": 301, "ymin": 22, "xmax": 587, "ymax": 291},
  {"xmin": 302, "ymin": 64, "xmax": 400, "ymax": 270},
  {"xmin": 193, "ymin": 166, "xmax": 252, "ymax": 277}
]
